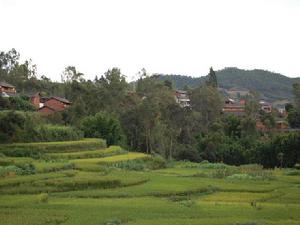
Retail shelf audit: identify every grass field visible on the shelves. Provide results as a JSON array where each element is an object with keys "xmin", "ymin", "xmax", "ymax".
[{"xmin": 0, "ymin": 140, "xmax": 299, "ymax": 225}]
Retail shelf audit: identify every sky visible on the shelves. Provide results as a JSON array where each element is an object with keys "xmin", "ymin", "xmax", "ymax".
[{"xmin": 0, "ymin": 0, "xmax": 300, "ymax": 81}]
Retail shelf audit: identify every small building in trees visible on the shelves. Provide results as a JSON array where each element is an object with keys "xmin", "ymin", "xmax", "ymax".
[
  {"xmin": 42, "ymin": 97, "xmax": 71, "ymax": 112},
  {"xmin": 174, "ymin": 90, "xmax": 190, "ymax": 107},
  {"xmin": 29, "ymin": 93, "xmax": 71, "ymax": 115},
  {"xmin": 30, "ymin": 92, "xmax": 42, "ymax": 108},
  {"xmin": 0, "ymin": 81, "xmax": 17, "ymax": 97},
  {"xmin": 222, "ymin": 98, "xmax": 245, "ymax": 116},
  {"xmin": 259, "ymin": 101, "xmax": 272, "ymax": 113}
]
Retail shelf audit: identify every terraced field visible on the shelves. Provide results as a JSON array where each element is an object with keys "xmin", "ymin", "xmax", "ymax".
[{"xmin": 0, "ymin": 139, "xmax": 299, "ymax": 225}]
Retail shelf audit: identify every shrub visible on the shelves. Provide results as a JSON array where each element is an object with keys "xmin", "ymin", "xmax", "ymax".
[
  {"xmin": 175, "ymin": 145, "xmax": 201, "ymax": 162},
  {"xmin": 80, "ymin": 112, "xmax": 125, "ymax": 146},
  {"xmin": 211, "ymin": 167, "xmax": 238, "ymax": 179},
  {"xmin": 148, "ymin": 155, "xmax": 167, "ymax": 170},
  {"xmin": 103, "ymin": 218, "xmax": 123, "ymax": 225},
  {"xmin": 8, "ymin": 96, "xmax": 36, "ymax": 111},
  {"xmin": 235, "ymin": 222, "xmax": 258, "ymax": 225},
  {"xmin": 0, "ymin": 165, "xmax": 23, "ymax": 177},
  {"xmin": 284, "ymin": 170, "xmax": 300, "ymax": 176},
  {"xmin": 37, "ymin": 193, "xmax": 49, "ymax": 203},
  {"xmin": 35, "ymin": 125, "xmax": 84, "ymax": 142},
  {"xmin": 111, "ymin": 156, "xmax": 166, "ymax": 171},
  {"xmin": 226, "ymin": 173, "xmax": 255, "ymax": 180},
  {"xmin": 18, "ymin": 163, "xmax": 36, "ymax": 175}
]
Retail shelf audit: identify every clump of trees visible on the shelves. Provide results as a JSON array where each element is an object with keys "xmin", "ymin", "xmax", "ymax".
[
  {"xmin": 0, "ymin": 111, "xmax": 83, "ymax": 143},
  {"xmin": 0, "ymin": 49, "xmax": 299, "ymax": 168}
]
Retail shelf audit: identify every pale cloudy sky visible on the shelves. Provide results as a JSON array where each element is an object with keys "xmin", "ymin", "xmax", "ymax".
[{"xmin": 0, "ymin": 0, "xmax": 299, "ymax": 81}]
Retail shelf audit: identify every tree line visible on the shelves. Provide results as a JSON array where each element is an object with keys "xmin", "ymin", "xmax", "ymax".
[{"xmin": 0, "ymin": 49, "xmax": 299, "ymax": 168}]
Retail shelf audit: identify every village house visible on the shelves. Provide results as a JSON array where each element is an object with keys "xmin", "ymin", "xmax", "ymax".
[
  {"xmin": 222, "ymin": 98, "xmax": 246, "ymax": 116},
  {"xmin": 0, "ymin": 81, "xmax": 17, "ymax": 97},
  {"xmin": 259, "ymin": 101, "xmax": 272, "ymax": 113},
  {"xmin": 30, "ymin": 92, "xmax": 71, "ymax": 115},
  {"xmin": 174, "ymin": 90, "xmax": 190, "ymax": 108}
]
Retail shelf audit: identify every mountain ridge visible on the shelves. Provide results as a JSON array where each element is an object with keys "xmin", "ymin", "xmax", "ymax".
[{"xmin": 158, "ymin": 67, "xmax": 300, "ymax": 101}]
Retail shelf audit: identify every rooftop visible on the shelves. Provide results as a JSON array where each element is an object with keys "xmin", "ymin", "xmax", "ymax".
[{"xmin": 0, "ymin": 81, "xmax": 15, "ymax": 88}]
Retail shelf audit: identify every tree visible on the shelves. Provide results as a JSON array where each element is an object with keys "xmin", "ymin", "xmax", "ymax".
[
  {"xmin": 206, "ymin": 67, "xmax": 218, "ymax": 88},
  {"xmin": 287, "ymin": 107, "xmax": 300, "ymax": 128},
  {"xmin": 98, "ymin": 68, "xmax": 129, "ymax": 113},
  {"xmin": 293, "ymin": 83, "xmax": 300, "ymax": 106},
  {"xmin": 61, "ymin": 66, "xmax": 84, "ymax": 83},
  {"xmin": 0, "ymin": 48, "xmax": 20, "ymax": 72},
  {"xmin": 164, "ymin": 80, "xmax": 173, "ymax": 89},
  {"xmin": 80, "ymin": 112, "xmax": 125, "ymax": 146},
  {"xmin": 285, "ymin": 103, "xmax": 294, "ymax": 112},
  {"xmin": 245, "ymin": 91, "xmax": 260, "ymax": 117},
  {"xmin": 190, "ymin": 85, "xmax": 222, "ymax": 131},
  {"xmin": 259, "ymin": 110, "xmax": 276, "ymax": 129},
  {"xmin": 223, "ymin": 114, "xmax": 242, "ymax": 139}
]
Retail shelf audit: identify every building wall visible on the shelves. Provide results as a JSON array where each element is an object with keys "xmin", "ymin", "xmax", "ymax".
[
  {"xmin": 39, "ymin": 107, "xmax": 55, "ymax": 115},
  {"xmin": 0, "ymin": 86, "xmax": 16, "ymax": 93},
  {"xmin": 44, "ymin": 98, "xmax": 68, "ymax": 111},
  {"xmin": 30, "ymin": 95, "xmax": 40, "ymax": 108}
]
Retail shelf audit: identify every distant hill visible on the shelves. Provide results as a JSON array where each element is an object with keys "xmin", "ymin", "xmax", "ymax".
[{"xmin": 158, "ymin": 67, "xmax": 300, "ymax": 101}]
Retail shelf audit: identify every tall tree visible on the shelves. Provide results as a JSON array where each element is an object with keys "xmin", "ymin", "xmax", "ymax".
[
  {"xmin": 206, "ymin": 67, "xmax": 218, "ymax": 88},
  {"xmin": 190, "ymin": 85, "xmax": 222, "ymax": 131},
  {"xmin": 61, "ymin": 66, "xmax": 84, "ymax": 83},
  {"xmin": 293, "ymin": 83, "xmax": 300, "ymax": 106}
]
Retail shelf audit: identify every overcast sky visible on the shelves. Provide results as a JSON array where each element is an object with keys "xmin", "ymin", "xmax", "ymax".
[{"xmin": 0, "ymin": 0, "xmax": 299, "ymax": 81}]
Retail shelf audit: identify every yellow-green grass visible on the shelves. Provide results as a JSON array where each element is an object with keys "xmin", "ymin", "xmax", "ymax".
[
  {"xmin": 0, "ymin": 144, "xmax": 300, "ymax": 225},
  {"xmin": 1, "ymin": 196, "xmax": 300, "ymax": 225},
  {"xmin": 0, "ymin": 138, "xmax": 106, "ymax": 155},
  {"xmin": 55, "ymin": 170, "xmax": 280, "ymax": 199},
  {"xmin": 78, "ymin": 152, "xmax": 149, "ymax": 163},
  {"xmin": 71, "ymin": 152, "xmax": 150, "ymax": 171},
  {"xmin": 199, "ymin": 191, "xmax": 274, "ymax": 203},
  {"xmin": 0, "ymin": 157, "xmax": 33, "ymax": 166},
  {"xmin": 45, "ymin": 145, "xmax": 125, "ymax": 159},
  {"xmin": 33, "ymin": 161, "xmax": 73, "ymax": 173},
  {"xmin": 0, "ymin": 170, "xmax": 149, "ymax": 194}
]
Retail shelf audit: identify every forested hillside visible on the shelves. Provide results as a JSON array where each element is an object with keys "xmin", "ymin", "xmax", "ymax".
[{"xmin": 158, "ymin": 67, "xmax": 300, "ymax": 101}]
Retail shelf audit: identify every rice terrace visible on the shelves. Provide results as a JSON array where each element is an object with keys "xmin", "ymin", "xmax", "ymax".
[
  {"xmin": 0, "ymin": 139, "xmax": 299, "ymax": 225},
  {"xmin": 1, "ymin": 0, "xmax": 300, "ymax": 224}
]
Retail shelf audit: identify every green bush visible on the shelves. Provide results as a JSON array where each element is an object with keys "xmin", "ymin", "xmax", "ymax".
[
  {"xmin": 284, "ymin": 170, "xmax": 300, "ymax": 176},
  {"xmin": 35, "ymin": 125, "xmax": 84, "ymax": 142},
  {"xmin": 111, "ymin": 156, "xmax": 166, "ymax": 171},
  {"xmin": 226, "ymin": 173, "xmax": 255, "ymax": 180},
  {"xmin": 9, "ymin": 96, "xmax": 36, "ymax": 111},
  {"xmin": 211, "ymin": 167, "xmax": 238, "ymax": 178},
  {"xmin": 80, "ymin": 112, "xmax": 125, "ymax": 146},
  {"xmin": 148, "ymin": 155, "xmax": 167, "ymax": 170},
  {"xmin": 103, "ymin": 218, "xmax": 123, "ymax": 225},
  {"xmin": 0, "ymin": 111, "xmax": 84, "ymax": 143},
  {"xmin": 37, "ymin": 193, "xmax": 49, "ymax": 203},
  {"xmin": 0, "ymin": 165, "xmax": 23, "ymax": 177}
]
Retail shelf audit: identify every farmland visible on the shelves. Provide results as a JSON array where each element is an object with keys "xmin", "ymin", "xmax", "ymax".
[{"xmin": 0, "ymin": 139, "xmax": 300, "ymax": 225}]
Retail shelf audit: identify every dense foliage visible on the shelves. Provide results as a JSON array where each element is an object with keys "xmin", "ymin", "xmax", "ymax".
[
  {"xmin": 0, "ymin": 111, "xmax": 83, "ymax": 143},
  {"xmin": 80, "ymin": 112, "xmax": 125, "ymax": 146},
  {"xmin": 0, "ymin": 49, "xmax": 300, "ymax": 168}
]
